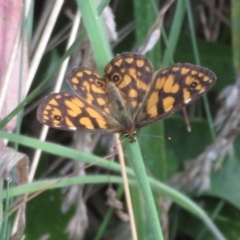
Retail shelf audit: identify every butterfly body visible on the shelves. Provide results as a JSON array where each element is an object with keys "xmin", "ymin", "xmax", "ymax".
[
  {"xmin": 103, "ymin": 80, "xmax": 137, "ymax": 142},
  {"xmin": 37, "ymin": 53, "xmax": 216, "ymax": 142}
]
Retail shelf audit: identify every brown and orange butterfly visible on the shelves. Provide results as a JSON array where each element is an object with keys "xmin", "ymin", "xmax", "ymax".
[{"xmin": 37, "ymin": 53, "xmax": 216, "ymax": 142}]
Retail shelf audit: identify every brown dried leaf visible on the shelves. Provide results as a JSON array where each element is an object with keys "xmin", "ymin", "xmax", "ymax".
[
  {"xmin": 65, "ymin": 200, "xmax": 88, "ymax": 240},
  {"xmin": 106, "ymin": 186, "xmax": 129, "ymax": 222},
  {"xmin": 102, "ymin": 5, "xmax": 118, "ymax": 42},
  {"xmin": 138, "ymin": 0, "xmax": 175, "ymax": 54},
  {"xmin": 158, "ymin": 197, "xmax": 171, "ymax": 240},
  {"xmin": 0, "ymin": 139, "xmax": 29, "ymax": 240},
  {"xmin": 169, "ymin": 145, "xmax": 217, "ymax": 194},
  {"xmin": 0, "ymin": 1, "xmax": 28, "ymax": 131}
]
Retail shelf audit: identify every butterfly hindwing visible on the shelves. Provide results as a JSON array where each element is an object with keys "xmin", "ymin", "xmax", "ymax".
[{"xmin": 37, "ymin": 92, "xmax": 121, "ymax": 133}]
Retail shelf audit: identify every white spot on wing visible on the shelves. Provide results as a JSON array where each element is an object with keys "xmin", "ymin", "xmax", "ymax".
[
  {"xmin": 184, "ymin": 98, "xmax": 192, "ymax": 104},
  {"xmin": 68, "ymin": 126, "xmax": 77, "ymax": 130},
  {"xmin": 199, "ymin": 88, "xmax": 206, "ymax": 94}
]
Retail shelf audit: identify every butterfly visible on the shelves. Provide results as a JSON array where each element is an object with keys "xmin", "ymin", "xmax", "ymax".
[{"xmin": 37, "ymin": 52, "xmax": 216, "ymax": 142}]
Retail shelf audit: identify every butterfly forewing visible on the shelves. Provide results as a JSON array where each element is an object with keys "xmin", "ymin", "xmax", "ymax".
[
  {"xmin": 67, "ymin": 67, "xmax": 111, "ymax": 116},
  {"xmin": 136, "ymin": 63, "xmax": 216, "ymax": 127}
]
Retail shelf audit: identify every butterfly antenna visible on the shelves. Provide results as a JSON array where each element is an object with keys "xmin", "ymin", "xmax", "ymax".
[{"xmin": 138, "ymin": 133, "xmax": 171, "ymax": 141}]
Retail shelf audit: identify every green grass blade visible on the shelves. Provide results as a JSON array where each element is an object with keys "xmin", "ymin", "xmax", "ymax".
[
  {"xmin": 162, "ymin": 0, "xmax": 186, "ymax": 67},
  {"xmin": 0, "ymin": 180, "xmax": 11, "ymax": 240},
  {"xmin": 132, "ymin": 1, "xmax": 166, "ymax": 239},
  {"xmin": 0, "ymin": 131, "xmax": 226, "ymax": 239},
  {"xmin": 124, "ymin": 141, "xmax": 164, "ymax": 240},
  {"xmin": 185, "ymin": 0, "xmax": 216, "ymax": 140},
  {"xmin": 77, "ymin": 1, "xmax": 164, "ymax": 239},
  {"xmin": 231, "ymin": 0, "xmax": 240, "ymax": 72},
  {"xmin": 76, "ymin": 0, "xmax": 112, "ymax": 73}
]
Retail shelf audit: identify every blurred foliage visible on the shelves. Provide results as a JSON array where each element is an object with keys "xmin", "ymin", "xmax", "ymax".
[{"xmin": 1, "ymin": 0, "xmax": 240, "ymax": 240}]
